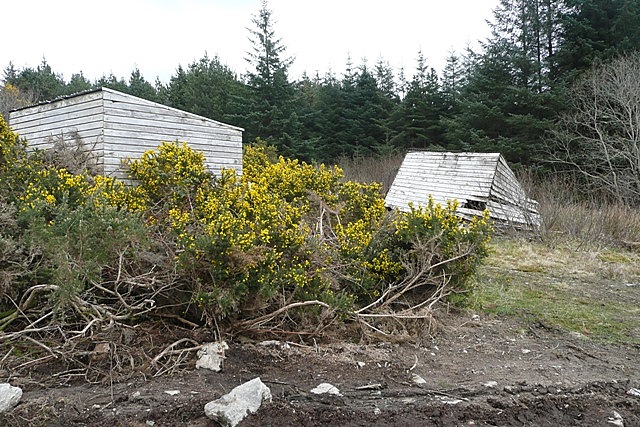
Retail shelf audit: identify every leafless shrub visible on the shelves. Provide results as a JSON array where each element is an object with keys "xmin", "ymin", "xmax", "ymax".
[
  {"xmin": 519, "ymin": 170, "xmax": 640, "ymax": 249},
  {"xmin": 339, "ymin": 151, "xmax": 405, "ymax": 195},
  {"xmin": 44, "ymin": 131, "xmax": 102, "ymax": 176},
  {"xmin": 548, "ymin": 55, "xmax": 640, "ymax": 205}
]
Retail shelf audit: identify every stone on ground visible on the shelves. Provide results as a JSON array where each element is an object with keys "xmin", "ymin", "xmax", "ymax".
[
  {"xmin": 204, "ymin": 377, "xmax": 271, "ymax": 427},
  {"xmin": 0, "ymin": 383, "xmax": 22, "ymax": 413},
  {"xmin": 196, "ymin": 341, "xmax": 229, "ymax": 372}
]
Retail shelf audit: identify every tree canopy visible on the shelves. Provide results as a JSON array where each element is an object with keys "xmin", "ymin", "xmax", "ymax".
[{"xmin": 2, "ymin": 0, "xmax": 639, "ymax": 173}]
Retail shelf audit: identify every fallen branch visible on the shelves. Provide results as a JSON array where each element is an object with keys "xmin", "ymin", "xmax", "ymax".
[
  {"xmin": 235, "ymin": 300, "xmax": 332, "ymax": 331},
  {"xmin": 151, "ymin": 338, "xmax": 201, "ymax": 365}
]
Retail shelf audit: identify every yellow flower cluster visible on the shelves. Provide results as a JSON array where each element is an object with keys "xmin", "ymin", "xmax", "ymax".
[
  {"xmin": 20, "ymin": 168, "xmax": 90, "ymax": 211},
  {"xmin": 126, "ymin": 141, "xmax": 209, "ymax": 207}
]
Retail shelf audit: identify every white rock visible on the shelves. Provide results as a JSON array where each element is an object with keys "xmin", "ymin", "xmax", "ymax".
[
  {"xmin": 627, "ymin": 387, "xmax": 640, "ymax": 397},
  {"xmin": 204, "ymin": 377, "xmax": 271, "ymax": 427},
  {"xmin": 310, "ymin": 383, "xmax": 342, "ymax": 396},
  {"xmin": 164, "ymin": 390, "xmax": 180, "ymax": 396},
  {"xmin": 196, "ymin": 341, "xmax": 229, "ymax": 372},
  {"xmin": 483, "ymin": 381, "xmax": 498, "ymax": 388},
  {"xmin": 608, "ymin": 410, "xmax": 624, "ymax": 426},
  {"xmin": 411, "ymin": 374, "xmax": 427, "ymax": 385},
  {"xmin": 0, "ymin": 383, "xmax": 22, "ymax": 413}
]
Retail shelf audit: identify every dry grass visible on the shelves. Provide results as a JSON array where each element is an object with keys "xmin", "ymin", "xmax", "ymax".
[
  {"xmin": 339, "ymin": 152, "xmax": 405, "ymax": 195},
  {"xmin": 517, "ymin": 170, "xmax": 640, "ymax": 249}
]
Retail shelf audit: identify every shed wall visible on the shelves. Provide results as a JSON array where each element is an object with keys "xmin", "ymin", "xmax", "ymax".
[
  {"xmin": 101, "ymin": 90, "xmax": 242, "ymax": 178},
  {"xmin": 8, "ymin": 88, "xmax": 244, "ymax": 179},
  {"xmin": 8, "ymin": 91, "xmax": 105, "ymax": 171}
]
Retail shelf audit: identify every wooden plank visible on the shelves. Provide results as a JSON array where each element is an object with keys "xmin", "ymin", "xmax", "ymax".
[
  {"xmin": 393, "ymin": 167, "xmax": 496, "ymax": 181},
  {"xmin": 389, "ymin": 174, "xmax": 495, "ymax": 191},
  {"xmin": 9, "ymin": 91, "xmax": 103, "ymax": 120},
  {"xmin": 103, "ymin": 122, "xmax": 240, "ymax": 143},
  {"xmin": 102, "ymin": 88, "xmax": 243, "ymax": 131},
  {"xmin": 387, "ymin": 179, "xmax": 492, "ymax": 192},
  {"xmin": 101, "ymin": 134, "xmax": 241, "ymax": 152},
  {"xmin": 15, "ymin": 121, "xmax": 104, "ymax": 144},
  {"xmin": 9, "ymin": 101, "xmax": 104, "ymax": 127},
  {"xmin": 104, "ymin": 107, "xmax": 242, "ymax": 137},
  {"xmin": 385, "ymin": 151, "xmax": 541, "ymax": 227},
  {"xmin": 386, "ymin": 184, "xmax": 491, "ymax": 202},
  {"xmin": 11, "ymin": 88, "xmax": 244, "ymax": 179}
]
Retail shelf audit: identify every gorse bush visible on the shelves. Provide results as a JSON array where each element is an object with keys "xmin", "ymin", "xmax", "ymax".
[
  {"xmin": 125, "ymin": 142, "xmax": 492, "ymax": 328},
  {"xmin": 1, "ymin": 121, "xmax": 492, "ymax": 337}
]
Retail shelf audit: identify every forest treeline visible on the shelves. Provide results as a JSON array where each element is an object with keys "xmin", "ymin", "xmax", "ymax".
[{"xmin": 2, "ymin": 0, "xmax": 640, "ymax": 168}]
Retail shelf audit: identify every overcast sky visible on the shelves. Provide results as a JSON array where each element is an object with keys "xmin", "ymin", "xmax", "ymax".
[{"xmin": 3, "ymin": 0, "xmax": 499, "ymax": 84}]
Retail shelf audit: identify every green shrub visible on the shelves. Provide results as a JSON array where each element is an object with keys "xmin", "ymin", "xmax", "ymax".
[
  {"xmin": 125, "ymin": 142, "xmax": 493, "ymax": 327},
  {"xmin": 2, "ymin": 133, "xmax": 493, "ymax": 335}
]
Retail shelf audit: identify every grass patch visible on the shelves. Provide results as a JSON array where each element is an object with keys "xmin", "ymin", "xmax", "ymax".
[{"xmin": 471, "ymin": 238, "xmax": 640, "ymax": 344}]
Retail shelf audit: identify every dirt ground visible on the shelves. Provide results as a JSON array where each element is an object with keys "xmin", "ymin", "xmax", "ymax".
[{"xmin": 1, "ymin": 308, "xmax": 639, "ymax": 427}]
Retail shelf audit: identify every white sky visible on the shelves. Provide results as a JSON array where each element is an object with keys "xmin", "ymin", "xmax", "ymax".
[{"xmin": 3, "ymin": 0, "xmax": 498, "ymax": 84}]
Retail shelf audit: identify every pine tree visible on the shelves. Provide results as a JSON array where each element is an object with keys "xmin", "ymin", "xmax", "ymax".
[
  {"xmin": 443, "ymin": 1, "xmax": 564, "ymax": 164},
  {"xmin": 392, "ymin": 51, "xmax": 446, "ymax": 150},
  {"xmin": 65, "ymin": 72, "xmax": 93, "ymax": 95},
  {"xmin": 555, "ymin": 0, "xmax": 640, "ymax": 80},
  {"xmin": 5, "ymin": 59, "xmax": 66, "ymax": 101},
  {"xmin": 244, "ymin": 0, "xmax": 298, "ymax": 154},
  {"xmin": 127, "ymin": 68, "xmax": 158, "ymax": 102},
  {"xmin": 166, "ymin": 54, "xmax": 246, "ymax": 125}
]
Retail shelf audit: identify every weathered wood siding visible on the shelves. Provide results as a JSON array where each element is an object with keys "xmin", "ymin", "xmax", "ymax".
[
  {"xmin": 101, "ymin": 89, "xmax": 242, "ymax": 178},
  {"xmin": 385, "ymin": 151, "xmax": 541, "ymax": 227},
  {"xmin": 385, "ymin": 152, "xmax": 499, "ymax": 208},
  {"xmin": 8, "ymin": 88, "xmax": 243, "ymax": 179},
  {"xmin": 8, "ymin": 91, "xmax": 105, "ymax": 171}
]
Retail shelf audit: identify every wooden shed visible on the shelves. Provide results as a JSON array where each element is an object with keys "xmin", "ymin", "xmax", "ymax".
[
  {"xmin": 385, "ymin": 151, "xmax": 541, "ymax": 228},
  {"xmin": 8, "ymin": 87, "xmax": 243, "ymax": 178}
]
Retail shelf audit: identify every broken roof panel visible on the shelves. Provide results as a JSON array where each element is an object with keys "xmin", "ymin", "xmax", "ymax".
[{"xmin": 385, "ymin": 151, "xmax": 541, "ymax": 228}]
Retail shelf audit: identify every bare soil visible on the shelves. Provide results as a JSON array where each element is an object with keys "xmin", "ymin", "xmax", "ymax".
[
  {"xmin": 3, "ymin": 239, "xmax": 640, "ymax": 426},
  {"xmin": 1, "ymin": 309, "xmax": 639, "ymax": 427}
]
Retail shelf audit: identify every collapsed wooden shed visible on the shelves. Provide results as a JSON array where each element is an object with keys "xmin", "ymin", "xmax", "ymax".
[
  {"xmin": 8, "ymin": 87, "xmax": 243, "ymax": 178},
  {"xmin": 385, "ymin": 151, "xmax": 541, "ymax": 228}
]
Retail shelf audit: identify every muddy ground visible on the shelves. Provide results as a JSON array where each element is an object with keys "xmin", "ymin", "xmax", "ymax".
[{"xmin": 1, "ymin": 308, "xmax": 639, "ymax": 427}]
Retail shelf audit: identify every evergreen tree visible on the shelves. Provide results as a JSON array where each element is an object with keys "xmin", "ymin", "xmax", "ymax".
[
  {"xmin": 96, "ymin": 73, "xmax": 129, "ymax": 94},
  {"xmin": 244, "ymin": 0, "xmax": 298, "ymax": 155},
  {"xmin": 443, "ymin": 1, "xmax": 564, "ymax": 164},
  {"xmin": 65, "ymin": 72, "xmax": 93, "ymax": 95},
  {"xmin": 166, "ymin": 54, "xmax": 246, "ymax": 125},
  {"xmin": 392, "ymin": 51, "xmax": 446, "ymax": 150},
  {"xmin": 4, "ymin": 59, "xmax": 66, "ymax": 101},
  {"xmin": 350, "ymin": 63, "xmax": 388, "ymax": 156},
  {"xmin": 290, "ymin": 72, "xmax": 322, "ymax": 161},
  {"xmin": 127, "ymin": 68, "xmax": 159, "ymax": 101},
  {"xmin": 442, "ymin": 51, "xmax": 465, "ymax": 108},
  {"xmin": 314, "ymin": 70, "xmax": 351, "ymax": 161},
  {"xmin": 373, "ymin": 58, "xmax": 401, "ymax": 149},
  {"xmin": 555, "ymin": 0, "xmax": 640, "ymax": 80}
]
